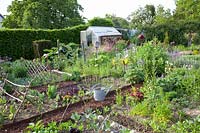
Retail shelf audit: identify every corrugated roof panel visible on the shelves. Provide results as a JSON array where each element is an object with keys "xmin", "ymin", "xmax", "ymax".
[{"xmin": 87, "ymin": 26, "xmax": 122, "ymax": 37}]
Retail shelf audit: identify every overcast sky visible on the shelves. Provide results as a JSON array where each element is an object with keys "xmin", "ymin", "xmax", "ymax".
[{"xmin": 0, "ymin": 0, "xmax": 176, "ymax": 19}]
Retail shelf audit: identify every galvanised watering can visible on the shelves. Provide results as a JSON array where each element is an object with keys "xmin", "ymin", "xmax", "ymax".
[{"xmin": 91, "ymin": 84, "xmax": 112, "ymax": 101}]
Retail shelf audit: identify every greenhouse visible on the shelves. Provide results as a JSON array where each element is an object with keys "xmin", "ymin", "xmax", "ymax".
[{"xmin": 82, "ymin": 26, "xmax": 122, "ymax": 50}]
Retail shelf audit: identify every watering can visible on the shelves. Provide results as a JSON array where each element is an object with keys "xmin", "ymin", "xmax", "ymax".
[{"xmin": 91, "ymin": 84, "xmax": 112, "ymax": 101}]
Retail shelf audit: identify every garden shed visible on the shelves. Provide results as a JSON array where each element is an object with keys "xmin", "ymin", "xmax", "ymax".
[{"xmin": 82, "ymin": 26, "xmax": 122, "ymax": 50}]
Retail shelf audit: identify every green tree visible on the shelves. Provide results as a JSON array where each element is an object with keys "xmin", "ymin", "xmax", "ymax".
[
  {"xmin": 3, "ymin": 0, "xmax": 84, "ymax": 29},
  {"xmin": 105, "ymin": 14, "xmax": 129, "ymax": 29},
  {"xmin": 128, "ymin": 4, "xmax": 156, "ymax": 29},
  {"xmin": 174, "ymin": 0, "xmax": 200, "ymax": 21},
  {"xmin": 88, "ymin": 17, "xmax": 114, "ymax": 27},
  {"xmin": 154, "ymin": 5, "xmax": 172, "ymax": 25}
]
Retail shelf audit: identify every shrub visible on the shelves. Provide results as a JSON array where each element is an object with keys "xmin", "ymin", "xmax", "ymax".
[
  {"xmin": 114, "ymin": 40, "xmax": 127, "ymax": 51},
  {"xmin": 170, "ymin": 116, "xmax": 200, "ymax": 133},
  {"xmin": 124, "ymin": 67, "xmax": 144, "ymax": 84},
  {"xmin": 11, "ymin": 60, "xmax": 28, "ymax": 78},
  {"xmin": 142, "ymin": 20, "xmax": 200, "ymax": 45},
  {"xmin": 0, "ymin": 24, "xmax": 88, "ymax": 60},
  {"xmin": 88, "ymin": 17, "xmax": 114, "ymax": 27},
  {"xmin": 135, "ymin": 41, "xmax": 168, "ymax": 78}
]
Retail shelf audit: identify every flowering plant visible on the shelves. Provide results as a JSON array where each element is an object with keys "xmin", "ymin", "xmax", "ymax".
[{"xmin": 130, "ymin": 87, "xmax": 144, "ymax": 101}]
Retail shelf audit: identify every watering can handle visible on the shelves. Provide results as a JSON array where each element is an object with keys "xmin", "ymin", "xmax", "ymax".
[
  {"xmin": 91, "ymin": 83, "xmax": 101, "ymax": 90},
  {"xmin": 104, "ymin": 85, "xmax": 112, "ymax": 95}
]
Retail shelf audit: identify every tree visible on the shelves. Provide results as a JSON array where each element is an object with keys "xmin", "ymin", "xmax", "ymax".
[
  {"xmin": 128, "ymin": 4, "xmax": 156, "ymax": 29},
  {"xmin": 174, "ymin": 0, "xmax": 200, "ymax": 21},
  {"xmin": 154, "ymin": 5, "xmax": 172, "ymax": 25},
  {"xmin": 3, "ymin": 0, "xmax": 84, "ymax": 29},
  {"xmin": 105, "ymin": 14, "xmax": 130, "ymax": 29},
  {"xmin": 88, "ymin": 17, "xmax": 114, "ymax": 27}
]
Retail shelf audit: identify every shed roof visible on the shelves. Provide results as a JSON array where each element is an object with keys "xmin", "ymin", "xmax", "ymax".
[
  {"xmin": 87, "ymin": 26, "xmax": 122, "ymax": 37},
  {"xmin": 0, "ymin": 14, "xmax": 4, "ymax": 19}
]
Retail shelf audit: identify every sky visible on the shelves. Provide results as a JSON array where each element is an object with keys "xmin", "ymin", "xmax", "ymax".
[{"xmin": 0, "ymin": 0, "xmax": 176, "ymax": 19}]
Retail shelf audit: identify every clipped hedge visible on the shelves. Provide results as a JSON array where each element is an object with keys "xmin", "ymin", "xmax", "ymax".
[
  {"xmin": 0, "ymin": 24, "xmax": 88, "ymax": 59},
  {"xmin": 142, "ymin": 20, "xmax": 200, "ymax": 45}
]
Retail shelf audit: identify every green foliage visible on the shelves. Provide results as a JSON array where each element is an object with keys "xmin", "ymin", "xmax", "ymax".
[
  {"xmin": 133, "ymin": 41, "xmax": 168, "ymax": 79},
  {"xmin": 150, "ymin": 99, "xmax": 172, "ymax": 132},
  {"xmin": 157, "ymin": 68, "xmax": 200, "ymax": 100},
  {"xmin": 172, "ymin": 55, "xmax": 200, "ymax": 69},
  {"xmin": 47, "ymin": 85, "xmax": 58, "ymax": 99},
  {"xmin": 116, "ymin": 90, "xmax": 123, "ymax": 106},
  {"xmin": 156, "ymin": 68, "xmax": 186, "ymax": 97},
  {"xmin": 44, "ymin": 42, "xmax": 80, "ymax": 71},
  {"xmin": 143, "ymin": 20, "xmax": 200, "ymax": 45},
  {"xmin": 33, "ymin": 40, "xmax": 52, "ymax": 58},
  {"xmin": 0, "ymin": 24, "xmax": 88, "ymax": 59},
  {"xmin": 114, "ymin": 40, "xmax": 127, "ymax": 51},
  {"xmin": 27, "ymin": 120, "xmax": 45, "ymax": 132},
  {"xmin": 26, "ymin": 108, "xmax": 131, "ymax": 132},
  {"xmin": 130, "ymin": 100, "xmax": 150, "ymax": 116},
  {"xmin": 170, "ymin": 116, "xmax": 200, "ymax": 133},
  {"xmin": 0, "ymin": 113, "xmax": 4, "ymax": 125},
  {"xmin": 11, "ymin": 60, "xmax": 28, "ymax": 78},
  {"xmin": 154, "ymin": 5, "xmax": 172, "ymax": 25},
  {"xmin": 129, "ymin": 4, "xmax": 156, "ymax": 28},
  {"xmin": 70, "ymin": 71, "xmax": 81, "ymax": 81},
  {"xmin": 88, "ymin": 54, "xmax": 110, "ymax": 67},
  {"xmin": 163, "ymin": 32, "xmax": 169, "ymax": 47},
  {"xmin": 8, "ymin": 105, "xmax": 16, "ymax": 120},
  {"xmin": 174, "ymin": 0, "xmax": 200, "ymax": 21},
  {"xmin": 88, "ymin": 17, "xmax": 114, "ymax": 27},
  {"xmin": 124, "ymin": 67, "xmax": 144, "ymax": 84},
  {"xmin": 0, "ymin": 97, "xmax": 6, "ymax": 125},
  {"xmin": 3, "ymin": 0, "xmax": 84, "ymax": 29},
  {"xmin": 3, "ymin": 84, "xmax": 13, "ymax": 94},
  {"xmin": 130, "ymin": 83, "xmax": 172, "ymax": 132},
  {"xmin": 105, "ymin": 14, "xmax": 129, "ymax": 28}
]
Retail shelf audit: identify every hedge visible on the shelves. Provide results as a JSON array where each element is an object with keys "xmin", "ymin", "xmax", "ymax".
[
  {"xmin": 0, "ymin": 24, "xmax": 88, "ymax": 60},
  {"xmin": 142, "ymin": 20, "xmax": 200, "ymax": 45}
]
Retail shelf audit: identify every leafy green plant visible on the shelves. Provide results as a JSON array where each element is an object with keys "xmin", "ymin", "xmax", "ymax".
[
  {"xmin": 151, "ymin": 99, "xmax": 172, "ymax": 132},
  {"xmin": 27, "ymin": 120, "xmax": 45, "ymax": 132},
  {"xmin": 130, "ymin": 99, "xmax": 150, "ymax": 116},
  {"xmin": 71, "ymin": 112, "xmax": 81, "ymax": 123},
  {"xmin": 88, "ymin": 54, "xmax": 109, "ymax": 67},
  {"xmin": 170, "ymin": 116, "xmax": 200, "ymax": 133},
  {"xmin": 3, "ymin": 84, "xmax": 13, "ymax": 94},
  {"xmin": 11, "ymin": 60, "xmax": 28, "ymax": 78},
  {"xmin": 0, "ymin": 97, "xmax": 6, "ymax": 125},
  {"xmin": 47, "ymin": 85, "xmax": 58, "ymax": 99},
  {"xmin": 114, "ymin": 40, "xmax": 127, "ymax": 51},
  {"xmin": 0, "ymin": 113, "xmax": 4, "ymax": 125},
  {"xmin": 8, "ymin": 105, "xmax": 16, "ymax": 120},
  {"xmin": 116, "ymin": 90, "xmax": 123, "ymax": 106},
  {"xmin": 133, "ymin": 41, "xmax": 168, "ymax": 78},
  {"xmin": 124, "ymin": 66, "xmax": 144, "ymax": 84}
]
